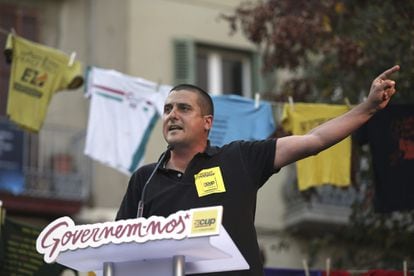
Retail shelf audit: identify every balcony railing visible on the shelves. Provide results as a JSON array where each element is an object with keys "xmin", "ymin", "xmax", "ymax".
[
  {"xmin": 282, "ymin": 177, "xmax": 363, "ymax": 233},
  {"xmin": 0, "ymin": 118, "xmax": 91, "ymax": 215}
]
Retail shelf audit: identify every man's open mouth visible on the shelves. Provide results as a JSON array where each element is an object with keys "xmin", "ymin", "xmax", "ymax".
[{"xmin": 168, "ymin": 125, "xmax": 183, "ymax": 131}]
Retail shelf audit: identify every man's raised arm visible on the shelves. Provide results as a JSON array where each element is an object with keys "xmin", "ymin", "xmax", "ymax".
[{"xmin": 274, "ymin": 65, "xmax": 400, "ymax": 169}]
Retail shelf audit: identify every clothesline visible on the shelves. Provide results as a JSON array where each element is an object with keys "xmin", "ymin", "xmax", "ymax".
[
  {"xmin": 1, "ymin": 29, "xmax": 357, "ymax": 108},
  {"xmin": 0, "ymin": 27, "xmax": 358, "ymax": 107}
]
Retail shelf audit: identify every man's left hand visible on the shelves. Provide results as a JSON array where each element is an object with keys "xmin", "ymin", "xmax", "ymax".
[{"xmin": 368, "ymin": 65, "xmax": 400, "ymax": 111}]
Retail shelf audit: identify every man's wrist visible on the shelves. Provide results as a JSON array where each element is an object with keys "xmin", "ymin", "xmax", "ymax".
[{"xmin": 358, "ymin": 99, "xmax": 378, "ymax": 117}]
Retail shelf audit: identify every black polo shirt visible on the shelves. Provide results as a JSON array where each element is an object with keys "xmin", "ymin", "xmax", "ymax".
[{"xmin": 116, "ymin": 139, "xmax": 277, "ymax": 276}]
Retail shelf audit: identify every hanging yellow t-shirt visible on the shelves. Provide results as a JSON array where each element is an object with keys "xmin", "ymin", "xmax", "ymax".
[
  {"xmin": 282, "ymin": 103, "xmax": 351, "ymax": 191},
  {"xmin": 4, "ymin": 34, "xmax": 83, "ymax": 132}
]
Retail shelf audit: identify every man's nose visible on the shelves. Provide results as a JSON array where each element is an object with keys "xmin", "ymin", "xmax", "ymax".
[{"xmin": 166, "ymin": 106, "xmax": 178, "ymax": 119}]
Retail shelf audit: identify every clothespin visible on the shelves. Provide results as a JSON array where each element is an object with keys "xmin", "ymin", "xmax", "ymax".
[
  {"xmin": 344, "ymin": 97, "xmax": 351, "ymax": 108},
  {"xmin": 288, "ymin": 96, "xmax": 295, "ymax": 111},
  {"xmin": 326, "ymin": 258, "xmax": 331, "ymax": 276},
  {"xmin": 254, "ymin": 93, "xmax": 260, "ymax": 109},
  {"xmin": 302, "ymin": 259, "xmax": 310, "ymax": 276},
  {"xmin": 403, "ymin": 260, "xmax": 407, "ymax": 276},
  {"xmin": 68, "ymin": 51, "xmax": 76, "ymax": 67}
]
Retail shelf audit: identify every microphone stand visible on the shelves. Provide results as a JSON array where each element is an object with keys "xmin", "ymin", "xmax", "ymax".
[{"xmin": 136, "ymin": 145, "xmax": 173, "ymax": 218}]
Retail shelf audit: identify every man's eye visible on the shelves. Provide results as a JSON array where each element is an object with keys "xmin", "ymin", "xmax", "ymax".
[
  {"xmin": 164, "ymin": 106, "xmax": 172, "ymax": 113},
  {"xmin": 179, "ymin": 105, "xmax": 191, "ymax": 112}
]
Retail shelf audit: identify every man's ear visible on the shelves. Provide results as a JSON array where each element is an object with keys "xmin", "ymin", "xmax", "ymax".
[{"xmin": 204, "ymin": 115, "xmax": 213, "ymax": 131}]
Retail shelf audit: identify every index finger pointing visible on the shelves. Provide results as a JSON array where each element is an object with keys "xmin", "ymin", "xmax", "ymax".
[{"xmin": 378, "ymin": 65, "xmax": 400, "ymax": 80}]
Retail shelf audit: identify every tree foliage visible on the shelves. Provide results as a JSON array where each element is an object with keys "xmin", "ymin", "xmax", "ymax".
[
  {"xmin": 223, "ymin": 0, "xmax": 414, "ymax": 103},
  {"xmin": 223, "ymin": 0, "xmax": 414, "ymax": 269}
]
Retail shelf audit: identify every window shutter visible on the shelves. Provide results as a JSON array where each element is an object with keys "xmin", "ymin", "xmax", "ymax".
[{"xmin": 173, "ymin": 39, "xmax": 195, "ymax": 85}]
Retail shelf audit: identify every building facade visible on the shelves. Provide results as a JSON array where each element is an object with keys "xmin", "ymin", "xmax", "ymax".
[{"xmin": 0, "ymin": 0, "xmax": 354, "ymax": 273}]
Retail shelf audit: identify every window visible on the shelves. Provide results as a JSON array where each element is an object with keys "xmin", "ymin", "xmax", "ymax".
[
  {"xmin": 196, "ymin": 46, "xmax": 251, "ymax": 97},
  {"xmin": 174, "ymin": 39, "xmax": 261, "ymax": 98}
]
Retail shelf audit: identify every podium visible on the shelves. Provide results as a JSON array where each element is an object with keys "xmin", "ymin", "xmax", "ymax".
[
  {"xmin": 56, "ymin": 225, "xmax": 248, "ymax": 275},
  {"xmin": 36, "ymin": 206, "xmax": 249, "ymax": 275}
]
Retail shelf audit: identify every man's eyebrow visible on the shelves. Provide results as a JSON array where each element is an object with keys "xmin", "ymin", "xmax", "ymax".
[
  {"xmin": 164, "ymin": 102, "xmax": 192, "ymax": 107},
  {"xmin": 177, "ymin": 103, "xmax": 191, "ymax": 107}
]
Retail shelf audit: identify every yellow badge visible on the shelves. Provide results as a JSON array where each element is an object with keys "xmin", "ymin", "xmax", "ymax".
[
  {"xmin": 190, "ymin": 206, "xmax": 222, "ymax": 237},
  {"xmin": 194, "ymin": 167, "xmax": 226, "ymax": 197}
]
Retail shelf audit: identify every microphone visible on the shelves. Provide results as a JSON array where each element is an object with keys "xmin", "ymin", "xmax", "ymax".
[{"xmin": 136, "ymin": 145, "xmax": 174, "ymax": 218}]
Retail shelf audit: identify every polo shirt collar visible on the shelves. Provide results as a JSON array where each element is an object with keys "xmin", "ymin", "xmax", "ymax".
[
  {"xmin": 203, "ymin": 140, "xmax": 218, "ymax": 156},
  {"xmin": 159, "ymin": 140, "xmax": 218, "ymax": 169}
]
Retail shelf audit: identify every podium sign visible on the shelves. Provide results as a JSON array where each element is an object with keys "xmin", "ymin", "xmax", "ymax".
[{"xmin": 36, "ymin": 206, "xmax": 249, "ymax": 275}]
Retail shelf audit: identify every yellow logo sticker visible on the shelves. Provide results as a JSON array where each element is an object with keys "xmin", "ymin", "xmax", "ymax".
[
  {"xmin": 194, "ymin": 167, "xmax": 226, "ymax": 197},
  {"xmin": 190, "ymin": 206, "xmax": 222, "ymax": 237}
]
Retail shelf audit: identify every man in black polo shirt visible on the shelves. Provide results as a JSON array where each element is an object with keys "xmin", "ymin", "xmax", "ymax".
[{"xmin": 116, "ymin": 65, "xmax": 399, "ymax": 275}]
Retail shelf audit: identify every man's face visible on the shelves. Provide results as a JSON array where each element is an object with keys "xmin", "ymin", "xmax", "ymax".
[{"xmin": 162, "ymin": 90, "xmax": 212, "ymax": 148}]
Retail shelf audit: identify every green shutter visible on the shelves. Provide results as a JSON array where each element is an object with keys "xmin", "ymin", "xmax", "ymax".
[{"xmin": 173, "ymin": 39, "xmax": 195, "ymax": 85}]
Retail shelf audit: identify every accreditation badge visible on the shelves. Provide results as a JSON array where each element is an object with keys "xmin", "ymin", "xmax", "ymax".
[{"xmin": 194, "ymin": 166, "xmax": 226, "ymax": 197}]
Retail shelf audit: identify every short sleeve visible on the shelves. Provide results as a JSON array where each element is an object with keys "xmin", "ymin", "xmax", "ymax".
[
  {"xmin": 60, "ymin": 59, "xmax": 84, "ymax": 91},
  {"xmin": 239, "ymin": 139, "xmax": 278, "ymax": 188}
]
